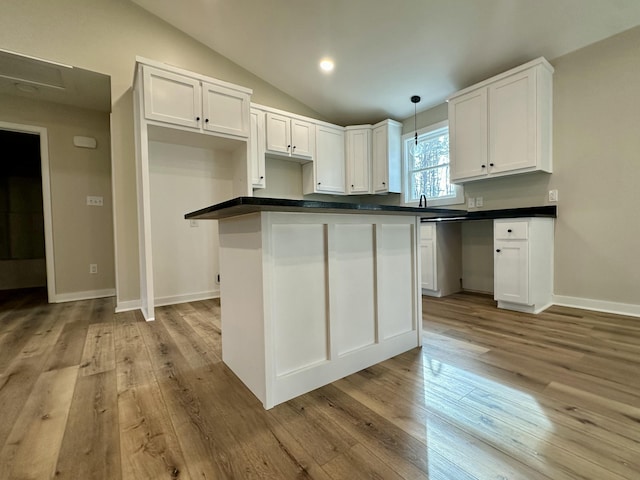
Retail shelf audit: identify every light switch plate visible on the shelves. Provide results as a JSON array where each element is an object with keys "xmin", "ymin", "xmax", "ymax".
[
  {"xmin": 467, "ymin": 197, "xmax": 476, "ymax": 208},
  {"xmin": 549, "ymin": 189, "xmax": 559, "ymax": 202},
  {"xmin": 475, "ymin": 197, "xmax": 484, "ymax": 207}
]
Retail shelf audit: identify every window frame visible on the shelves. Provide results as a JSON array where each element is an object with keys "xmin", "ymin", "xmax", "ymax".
[{"xmin": 402, "ymin": 120, "xmax": 464, "ymax": 207}]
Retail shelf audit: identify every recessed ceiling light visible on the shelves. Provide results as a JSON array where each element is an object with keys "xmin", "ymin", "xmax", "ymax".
[{"xmin": 319, "ymin": 59, "xmax": 334, "ymax": 73}]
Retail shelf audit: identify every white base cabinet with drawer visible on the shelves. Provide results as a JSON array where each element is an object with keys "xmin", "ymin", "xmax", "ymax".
[
  {"xmin": 494, "ymin": 218, "xmax": 554, "ymax": 314},
  {"xmin": 420, "ymin": 222, "xmax": 462, "ymax": 297}
]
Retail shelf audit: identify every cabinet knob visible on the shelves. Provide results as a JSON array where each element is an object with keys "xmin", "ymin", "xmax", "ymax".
[
  {"xmin": 318, "ymin": 182, "xmax": 321, "ymax": 185},
  {"xmin": 481, "ymin": 164, "xmax": 486, "ymax": 168},
  {"xmin": 205, "ymin": 118, "xmax": 209, "ymax": 123},
  {"xmin": 260, "ymin": 176, "xmax": 264, "ymax": 179},
  {"xmin": 292, "ymin": 145, "xmax": 296, "ymax": 150},
  {"xmin": 196, "ymin": 117, "xmax": 200, "ymax": 121},
  {"xmin": 382, "ymin": 182, "xmax": 386, "ymax": 185},
  {"xmin": 496, "ymin": 249, "xmax": 501, "ymax": 253},
  {"xmin": 507, "ymin": 229, "xmax": 512, "ymax": 233},
  {"xmin": 287, "ymin": 145, "xmax": 291, "ymax": 149},
  {"xmin": 489, "ymin": 163, "xmax": 494, "ymax": 167}
]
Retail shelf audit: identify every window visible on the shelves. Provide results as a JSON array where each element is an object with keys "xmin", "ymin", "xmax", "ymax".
[{"xmin": 403, "ymin": 120, "xmax": 463, "ymax": 206}]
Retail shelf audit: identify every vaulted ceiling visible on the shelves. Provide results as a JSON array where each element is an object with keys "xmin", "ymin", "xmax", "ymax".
[{"xmin": 131, "ymin": 0, "xmax": 640, "ymax": 125}]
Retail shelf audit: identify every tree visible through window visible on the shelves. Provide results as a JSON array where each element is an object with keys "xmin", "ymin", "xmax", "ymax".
[{"xmin": 406, "ymin": 125, "xmax": 454, "ymax": 203}]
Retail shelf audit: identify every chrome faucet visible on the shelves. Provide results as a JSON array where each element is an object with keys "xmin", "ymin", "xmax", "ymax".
[{"xmin": 418, "ymin": 194, "xmax": 427, "ymax": 208}]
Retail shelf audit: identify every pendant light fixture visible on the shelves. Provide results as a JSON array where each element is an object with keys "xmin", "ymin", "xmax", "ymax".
[{"xmin": 409, "ymin": 95, "xmax": 424, "ymax": 156}]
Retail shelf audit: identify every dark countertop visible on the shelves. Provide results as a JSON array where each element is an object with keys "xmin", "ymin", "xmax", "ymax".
[
  {"xmin": 185, "ymin": 197, "xmax": 557, "ymax": 222},
  {"xmin": 185, "ymin": 197, "xmax": 463, "ymax": 220},
  {"xmin": 421, "ymin": 205, "xmax": 557, "ymax": 222}
]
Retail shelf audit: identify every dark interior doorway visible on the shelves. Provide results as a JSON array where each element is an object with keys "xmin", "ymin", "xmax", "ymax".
[{"xmin": 0, "ymin": 129, "xmax": 46, "ymax": 290}]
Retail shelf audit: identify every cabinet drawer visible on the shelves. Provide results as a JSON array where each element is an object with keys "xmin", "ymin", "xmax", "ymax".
[
  {"xmin": 494, "ymin": 221, "xmax": 528, "ymax": 240},
  {"xmin": 420, "ymin": 223, "xmax": 435, "ymax": 241}
]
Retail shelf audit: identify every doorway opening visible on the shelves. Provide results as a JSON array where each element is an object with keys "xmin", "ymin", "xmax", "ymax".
[{"xmin": 0, "ymin": 123, "xmax": 55, "ymax": 301}]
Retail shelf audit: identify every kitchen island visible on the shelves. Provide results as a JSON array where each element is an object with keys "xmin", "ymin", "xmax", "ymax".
[{"xmin": 186, "ymin": 197, "xmax": 459, "ymax": 408}]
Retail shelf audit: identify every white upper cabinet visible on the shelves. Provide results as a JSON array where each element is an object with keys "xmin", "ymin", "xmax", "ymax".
[
  {"xmin": 250, "ymin": 108, "xmax": 266, "ymax": 189},
  {"xmin": 303, "ymin": 125, "xmax": 345, "ymax": 194},
  {"xmin": 346, "ymin": 126, "xmax": 372, "ymax": 194},
  {"xmin": 143, "ymin": 66, "xmax": 201, "ymax": 129},
  {"xmin": 449, "ymin": 88, "xmax": 488, "ymax": 181},
  {"xmin": 372, "ymin": 119, "xmax": 402, "ymax": 194},
  {"xmin": 142, "ymin": 64, "xmax": 250, "ymax": 139},
  {"xmin": 202, "ymin": 82, "xmax": 250, "ymax": 138},
  {"xmin": 449, "ymin": 57, "xmax": 553, "ymax": 183},
  {"xmin": 265, "ymin": 112, "xmax": 314, "ymax": 160}
]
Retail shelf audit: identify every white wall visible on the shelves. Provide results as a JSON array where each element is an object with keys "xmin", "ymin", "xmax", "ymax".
[{"xmin": 149, "ymin": 141, "xmax": 234, "ymax": 305}]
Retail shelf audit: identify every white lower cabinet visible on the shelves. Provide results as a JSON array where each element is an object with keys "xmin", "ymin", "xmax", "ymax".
[
  {"xmin": 494, "ymin": 218, "xmax": 554, "ymax": 313},
  {"xmin": 420, "ymin": 223, "xmax": 462, "ymax": 297}
]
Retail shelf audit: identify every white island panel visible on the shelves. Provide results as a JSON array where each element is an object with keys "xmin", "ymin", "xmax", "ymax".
[
  {"xmin": 330, "ymin": 223, "xmax": 377, "ymax": 357},
  {"xmin": 218, "ymin": 210, "xmax": 421, "ymax": 409},
  {"xmin": 378, "ymin": 223, "xmax": 417, "ymax": 340},
  {"xmin": 272, "ymin": 223, "xmax": 328, "ymax": 376}
]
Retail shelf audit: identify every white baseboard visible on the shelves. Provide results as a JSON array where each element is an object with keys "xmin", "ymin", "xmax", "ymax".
[
  {"xmin": 115, "ymin": 298, "xmax": 142, "ymax": 313},
  {"xmin": 53, "ymin": 288, "xmax": 116, "ymax": 303},
  {"xmin": 552, "ymin": 295, "xmax": 640, "ymax": 318},
  {"xmin": 154, "ymin": 290, "xmax": 220, "ymax": 307}
]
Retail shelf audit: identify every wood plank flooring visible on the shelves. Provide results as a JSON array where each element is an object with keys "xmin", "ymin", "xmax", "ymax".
[{"xmin": 0, "ymin": 288, "xmax": 638, "ymax": 479}]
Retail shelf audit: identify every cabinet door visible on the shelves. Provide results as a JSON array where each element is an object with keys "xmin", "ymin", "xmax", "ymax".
[
  {"xmin": 372, "ymin": 126, "xmax": 388, "ymax": 193},
  {"xmin": 290, "ymin": 119, "xmax": 314, "ymax": 159},
  {"xmin": 346, "ymin": 128, "xmax": 371, "ymax": 194},
  {"xmin": 142, "ymin": 66, "xmax": 201, "ymax": 129},
  {"xmin": 489, "ymin": 69, "xmax": 536, "ymax": 174},
  {"xmin": 449, "ymin": 88, "xmax": 488, "ymax": 182},
  {"xmin": 494, "ymin": 240, "xmax": 529, "ymax": 304},
  {"xmin": 250, "ymin": 109, "xmax": 265, "ymax": 188},
  {"xmin": 202, "ymin": 82, "xmax": 250, "ymax": 138},
  {"xmin": 372, "ymin": 122, "xmax": 402, "ymax": 194},
  {"xmin": 315, "ymin": 125, "xmax": 345, "ymax": 194},
  {"xmin": 420, "ymin": 238, "xmax": 436, "ymax": 291},
  {"xmin": 265, "ymin": 113, "xmax": 291, "ymax": 155}
]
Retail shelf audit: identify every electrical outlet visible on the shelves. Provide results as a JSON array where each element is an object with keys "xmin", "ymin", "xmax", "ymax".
[
  {"xmin": 475, "ymin": 196, "xmax": 484, "ymax": 207},
  {"xmin": 87, "ymin": 196, "xmax": 103, "ymax": 206},
  {"xmin": 467, "ymin": 197, "xmax": 475, "ymax": 208},
  {"xmin": 89, "ymin": 264, "xmax": 98, "ymax": 274},
  {"xmin": 549, "ymin": 189, "xmax": 559, "ymax": 202}
]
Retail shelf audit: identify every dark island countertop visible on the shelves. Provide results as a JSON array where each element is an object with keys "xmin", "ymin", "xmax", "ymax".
[
  {"xmin": 185, "ymin": 197, "xmax": 463, "ymax": 220},
  {"xmin": 421, "ymin": 205, "xmax": 557, "ymax": 222},
  {"xmin": 185, "ymin": 197, "xmax": 557, "ymax": 222}
]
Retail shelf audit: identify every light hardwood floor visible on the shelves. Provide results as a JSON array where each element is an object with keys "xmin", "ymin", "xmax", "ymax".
[{"xmin": 0, "ymin": 288, "xmax": 639, "ymax": 479}]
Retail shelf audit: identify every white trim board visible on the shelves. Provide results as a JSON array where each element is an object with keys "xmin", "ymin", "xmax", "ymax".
[
  {"xmin": 0, "ymin": 121, "xmax": 56, "ymax": 302},
  {"xmin": 54, "ymin": 289, "xmax": 116, "ymax": 303},
  {"xmin": 154, "ymin": 290, "xmax": 220, "ymax": 308},
  {"xmin": 552, "ymin": 295, "xmax": 640, "ymax": 318},
  {"xmin": 115, "ymin": 299, "xmax": 142, "ymax": 313}
]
